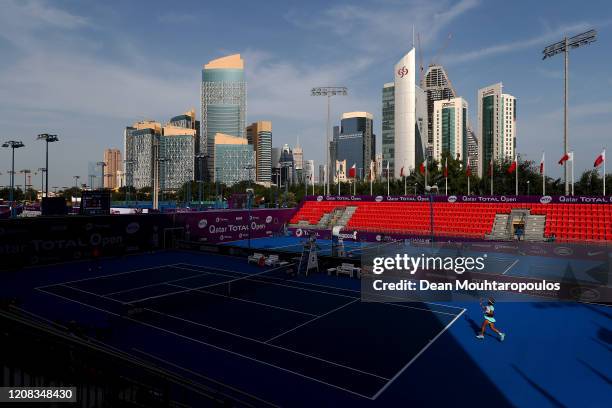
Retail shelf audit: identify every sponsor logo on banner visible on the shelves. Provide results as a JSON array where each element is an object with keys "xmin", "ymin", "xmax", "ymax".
[
  {"xmin": 540, "ymin": 196, "xmax": 553, "ymax": 204},
  {"xmin": 376, "ymin": 234, "xmax": 382, "ymax": 242},
  {"xmin": 447, "ymin": 195, "xmax": 457, "ymax": 203},
  {"xmin": 266, "ymin": 216, "xmax": 273, "ymax": 224},
  {"xmin": 235, "ymin": 216, "xmax": 243, "ymax": 221},
  {"xmin": 316, "ymin": 196, "xmax": 323, "ymax": 202},
  {"xmin": 198, "ymin": 218, "xmax": 208, "ymax": 229},
  {"xmin": 375, "ymin": 196, "xmax": 383, "ymax": 202},
  {"xmin": 125, "ymin": 222, "xmax": 140, "ymax": 234},
  {"xmin": 554, "ymin": 247, "xmax": 573, "ymax": 256},
  {"xmin": 337, "ymin": 231, "xmax": 358, "ymax": 240},
  {"xmin": 587, "ymin": 250, "xmax": 604, "ymax": 257},
  {"xmin": 296, "ymin": 228, "xmax": 304, "ymax": 237}
]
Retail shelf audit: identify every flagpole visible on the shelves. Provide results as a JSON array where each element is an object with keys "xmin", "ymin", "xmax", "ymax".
[
  {"xmin": 387, "ymin": 162, "xmax": 390, "ymax": 196},
  {"xmin": 515, "ymin": 153, "xmax": 518, "ymax": 196},
  {"xmin": 603, "ymin": 148, "xmax": 606, "ymax": 196},
  {"xmin": 404, "ymin": 175, "xmax": 406, "ymax": 195},
  {"xmin": 370, "ymin": 162, "xmax": 373, "ymax": 196},
  {"xmin": 542, "ymin": 152, "xmax": 546, "ymax": 196},
  {"xmin": 445, "ymin": 158, "xmax": 448, "ymax": 195},
  {"xmin": 571, "ymin": 152, "xmax": 574, "ymax": 196},
  {"xmin": 425, "ymin": 160, "xmax": 428, "ymax": 189},
  {"xmin": 490, "ymin": 161, "xmax": 493, "ymax": 195},
  {"xmin": 467, "ymin": 173, "xmax": 470, "ymax": 195}
]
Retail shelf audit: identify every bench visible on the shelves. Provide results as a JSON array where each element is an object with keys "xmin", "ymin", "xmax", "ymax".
[
  {"xmin": 248, "ymin": 253, "xmax": 265, "ymax": 264},
  {"xmin": 327, "ymin": 262, "xmax": 361, "ymax": 278}
]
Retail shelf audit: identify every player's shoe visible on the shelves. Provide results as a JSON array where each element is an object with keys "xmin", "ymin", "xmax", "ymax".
[
  {"xmin": 476, "ymin": 334, "xmax": 484, "ymax": 339},
  {"xmin": 499, "ymin": 333, "xmax": 505, "ymax": 342}
]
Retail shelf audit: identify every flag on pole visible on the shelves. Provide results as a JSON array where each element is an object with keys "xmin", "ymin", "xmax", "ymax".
[
  {"xmin": 443, "ymin": 158, "xmax": 448, "ymax": 178},
  {"xmin": 466, "ymin": 164, "xmax": 472, "ymax": 177},
  {"xmin": 419, "ymin": 160, "xmax": 426, "ymax": 175},
  {"xmin": 487, "ymin": 160, "xmax": 493, "ymax": 176},
  {"xmin": 558, "ymin": 152, "xmax": 570, "ymax": 165},
  {"xmin": 370, "ymin": 160, "xmax": 375, "ymax": 181},
  {"xmin": 539, "ymin": 152, "xmax": 545, "ymax": 174},
  {"xmin": 507, "ymin": 158, "xmax": 517, "ymax": 174},
  {"xmin": 400, "ymin": 166, "xmax": 405, "ymax": 177},
  {"xmin": 594, "ymin": 150, "xmax": 605, "ymax": 168},
  {"xmin": 348, "ymin": 163, "xmax": 356, "ymax": 178}
]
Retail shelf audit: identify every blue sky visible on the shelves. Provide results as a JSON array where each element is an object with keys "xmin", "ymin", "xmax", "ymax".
[{"xmin": 0, "ymin": 0, "xmax": 611, "ymax": 187}]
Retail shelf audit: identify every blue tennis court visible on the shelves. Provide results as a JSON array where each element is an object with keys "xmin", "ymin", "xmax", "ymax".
[{"xmin": 2, "ymin": 249, "xmax": 611, "ymax": 407}]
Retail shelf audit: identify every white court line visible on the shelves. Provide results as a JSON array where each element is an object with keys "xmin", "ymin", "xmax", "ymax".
[
  {"xmin": 143, "ymin": 305, "xmax": 389, "ymax": 381},
  {"xmin": 35, "ymin": 263, "xmax": 182, "ymax": 289},
  {"xmin": 175, "ymin": 264, "xmax": 463, "ymax": 316},
  {"xmin": 166, "ymin": 283, "xmax": 318, "ymax": 317},
  {"xmin": 103, "ymin": 270, "xmax": 213, "ymax": 296},
  {"xmin": 36, "ymin": 286, "xmax": 383, "ymax": 400},
  {"xmin": 502, "ymin": 259, "xmax": 520, "ymax": 275},
  {"xmin": 46, "ymin": 280, "xmax": 387, "ymax": 380},
  {"xmin": 370, "ymin": 308, "xmax": 466, "ymax": 400},
  {"xmin": 265, "ymin": 299, "xmax": 359, "ymax": 343},
  {"xmin": 128, "ymin": 264, "xmax": 294, "ymax": 304}
]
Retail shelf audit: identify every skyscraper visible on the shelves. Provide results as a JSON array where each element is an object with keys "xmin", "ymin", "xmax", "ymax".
[
  {"xmin": 394, "ymin": 48, "xmax": 427, "ymax": 179},
  {"xmin": 332, "ymin": 112, "xmax": 375, "ymax": 180},
  {"xmin": 214, "ymin": 133, "xmax": 255, "ymax": 186},
  {"xmin": 432, "ymin": 97, "xmax": 468, "ymax": 164},
  {"xmin": 477, "ymin": 82, "xmax": 516, "ymax": 177},
  {"xmin": 103, "ymin": 148, "xmax": 121, "ymax": 189},
  {"xmin": 246, "ymin": 121, "xmax": 272, "ymax": 183},
  {"xmin": 124, "ymin": 120, "xmax": 162, "ymax": 189},
  {"xmin": 422, "ymin": 65, "xmax": 456, "ymax": 158},
  {"xmin": 382, "ymin": 82, "xmax": 395, "ymax": 177},
  {"xmin": 466, "ymin": 127, "xmax": 478, "ymax": 172},
  {"xmin": 160, "ymin": 125, "xmax": 195, "ymax": 191},
  {"xmin": 279, "ymin": 144, "xmax": 295, "ymax": 187},
  {"xmin": 293, "ymin": 142, "xmax": 303, "ymax": 182},
  {"xmin": 201, "ymin": 54, "xmax": 246, "ymax": 180}
]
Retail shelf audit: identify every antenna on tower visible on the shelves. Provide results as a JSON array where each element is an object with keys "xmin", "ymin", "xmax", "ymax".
[{"xmin": 412, "ymin": 25, "xmax": 415, "ymax": 49}]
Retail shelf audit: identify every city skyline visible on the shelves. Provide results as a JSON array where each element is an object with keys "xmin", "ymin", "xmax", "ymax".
[{"xmin": 1, "ymin": 0, "xmax": 611, "ymax": 186}]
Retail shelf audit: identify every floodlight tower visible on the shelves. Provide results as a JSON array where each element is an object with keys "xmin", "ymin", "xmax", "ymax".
[
  {"xmin": 311, "ymin": 86, "xmax": 347, "ymax": 196},
  {"xmin": 2, "ymin": 141, "xmax": 25, "ymax": 217},
  {"xmin": 36, "ymin": 133, "xmax": 59, "ymax": 197},
  {"xmin": 542, "ymin": 29, "xmax": 597, "ymax": 195}
]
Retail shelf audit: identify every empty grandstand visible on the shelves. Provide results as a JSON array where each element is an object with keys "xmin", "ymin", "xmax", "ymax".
[{"xmin": 289, "ymin": 197, "xmax": 612, "ymax": 242}]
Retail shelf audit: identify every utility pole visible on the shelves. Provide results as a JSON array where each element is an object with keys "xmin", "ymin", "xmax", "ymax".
[{"xmin": 311, "ymin": 87, "xmax": 347, "ymax": 196}]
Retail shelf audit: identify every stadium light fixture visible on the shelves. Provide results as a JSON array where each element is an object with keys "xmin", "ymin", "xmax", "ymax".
[
  {"xmin": 37, "ymin": 133, "xmax": 59, "ymax": 197},
  {"xmin": 311, "ymin": 86, "xmax": 348, "ymax": 196},
  {"xmin": 542, "ymin": 29, "xmax": 597, "ymax": 195},
  {"xmin": 2, "ymin": 141, "xmax": 25, "ymax": 217}
]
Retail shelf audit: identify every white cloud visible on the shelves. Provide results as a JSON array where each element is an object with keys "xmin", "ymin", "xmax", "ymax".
[{"xmin": 285, "ymin": 0, "xmax": 479, "ymax": 55}]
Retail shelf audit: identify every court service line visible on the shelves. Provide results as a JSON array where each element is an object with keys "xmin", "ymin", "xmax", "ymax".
[
  {"xmin": 128, "ymin": 264, "xmax": 294, "ymax": 304},
  {"xmin": 501, "ymin": 259, "xmax": 520, "ymax": 275},
  {"xmin": 103, "ymin": 270, "xmax": 214, "ymax": 297},
  {"xmin": 265, "ymin": 299, "xmax": 359, "ymax": 344},
  {"xmin": 176, "ymin": 264, "xmax": 464, "ymax": 315},
  {"xmin": 370, "ymin": 308, "xmax": 466, "ymax": 400},
  {"xmin": 36, "ymin": 263, "xmax": 182, "ymax": 289},
  {"xmin": 166, "ymin": 283, "xmax": 318, "ymax": 317},
  {"xmin": 36, "ymin": 286, "xmax": 382, "ymax": 399}
]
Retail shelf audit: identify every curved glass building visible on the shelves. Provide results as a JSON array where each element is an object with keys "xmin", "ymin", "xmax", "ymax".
[{"xmin": 201, "ymin": 54, "xmax": 246, "ymax": 180}]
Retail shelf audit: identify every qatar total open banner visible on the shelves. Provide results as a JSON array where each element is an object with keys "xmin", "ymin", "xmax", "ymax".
[
  {"xmin": 174, "ymin": 208, "xmax": 296, "ymax": 243},
  {"xmin": 303, "ymin": 194, "xmax": 612, "ymax": 204}
]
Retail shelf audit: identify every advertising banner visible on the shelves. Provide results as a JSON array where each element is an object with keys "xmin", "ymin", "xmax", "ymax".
[
  {"xmin": 175, "ymin": 208, "xmax": 295, "ymax": 243},
  {"xmin": 303, "ymin": 194, "xmax": 612, "ymax": 204}
]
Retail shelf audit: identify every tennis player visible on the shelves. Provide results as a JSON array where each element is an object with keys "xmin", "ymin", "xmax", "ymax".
[{"xmin": 476, "ymin": 297, "xmax": 505, "ymax": 341}]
